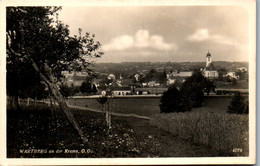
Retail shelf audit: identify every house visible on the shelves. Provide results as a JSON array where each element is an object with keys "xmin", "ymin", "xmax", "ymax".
[
  {"xmin": 225, "ymin": 72, "xmax": 238, "ymax": 79},
  {"xmin": 236, "ymin": 67, "xmax": 247, "ymax": 72},
  {"xmin": 147, "ymin": 81, "xmax": 160, "ymax": 87},
  {"xmin": 166, "ymin": 70, "xmax": 192, "ymax": 86},
  {"xmin": 167, "ymin": 78, "xmax": 176, "ymax": 85},
  {"xmin": 167, "ymin": 70, "xmax": 193, "ymax": 78},
  {"xmin": 112, "ymin": 87, "xmax": 131, "ymax": 96},
  {"xmin": 107, "ymin": 74, "xmax": 116, "ymax": 80},
  {"xmin": 134, "ymin": 74, "xmax": 140, "ymax": 81}
]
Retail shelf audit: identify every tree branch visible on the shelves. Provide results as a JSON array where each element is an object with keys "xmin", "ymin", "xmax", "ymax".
[{"xmin": 6, "ymin": 45, "xmax": 22, "ymax": 57}]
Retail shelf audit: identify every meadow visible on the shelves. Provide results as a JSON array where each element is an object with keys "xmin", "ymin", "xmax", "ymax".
[
  {"xmin": 150, "ymin": 111, "xmax": 249, "ymax": 156},
  {"xmin": 68, "ymin": 97, "xmax": 162, "ymax": 117},
  {"xmin": 68, "ymin": 96, "xmax": 233, "ymax": 116}
]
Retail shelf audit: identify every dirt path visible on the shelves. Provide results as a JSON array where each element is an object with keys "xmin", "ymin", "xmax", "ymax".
[{"xmin": 68, "ymin": 105, "xmax": 151, "ymax": 120}]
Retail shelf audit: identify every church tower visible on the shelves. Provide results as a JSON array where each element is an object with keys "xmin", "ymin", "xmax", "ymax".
[
  {"xmin": 203, "ymin": 51, "xmax": 219, "ymax": 79},
  {"xmin": 206, "ymin": 51, "xmax": 212, "ymax": 68}
]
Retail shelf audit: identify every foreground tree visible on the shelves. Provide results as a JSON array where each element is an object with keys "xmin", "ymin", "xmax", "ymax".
[{"xmin": 7, "ymin": 7, "xmax": 103, "ymax": 143}]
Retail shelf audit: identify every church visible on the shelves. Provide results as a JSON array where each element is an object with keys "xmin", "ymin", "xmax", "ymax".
[{"xmin": 203, "ymin": 51, "xmax": 219, "ymax": 79}]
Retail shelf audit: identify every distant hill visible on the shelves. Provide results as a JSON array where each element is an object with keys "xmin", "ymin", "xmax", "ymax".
[{"xmin": 92, "ymin": 61, "xmax": 248, "ymax": 79}]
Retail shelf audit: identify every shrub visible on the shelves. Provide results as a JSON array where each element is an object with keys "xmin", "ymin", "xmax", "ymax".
[
  {"xmin": 231, "ymin": 78, "xmax": 237, "ymax": 85},
  {"xmin": 159, "ymin": 86, "xmax": 191, "ymax": 113},
  {"xmin": 150, "ymin": 112, "xmax": 249, "ymax": 156},
  {"xmin": 227, "ymin": 92, "xmax": 248, "ymax": 114}
]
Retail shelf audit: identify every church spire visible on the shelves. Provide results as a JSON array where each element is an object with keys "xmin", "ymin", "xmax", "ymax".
[{"xmin": 206, "ymin": 51, "xmax": 212, "ymax": 67}]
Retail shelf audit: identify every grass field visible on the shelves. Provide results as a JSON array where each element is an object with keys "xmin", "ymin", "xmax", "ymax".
[
  {"xmin": 68, "ymin": 97, "xmax": 161, "ymax": 117},
  {"xmin": 7, "ymin": 104, "xmax": 220, "ymax": 158},
  {"xmin": 68, "ymin": 96, "xmax": 234, "ymax": 116},
  {"xmin": 150, "ymin": 111, "xmax": 249, "ymax": 156}
]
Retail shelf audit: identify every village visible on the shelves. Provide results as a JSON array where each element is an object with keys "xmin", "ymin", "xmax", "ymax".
[{"xmin": 62, "ymin": 52, "xmax": 248, "ymax": 97}]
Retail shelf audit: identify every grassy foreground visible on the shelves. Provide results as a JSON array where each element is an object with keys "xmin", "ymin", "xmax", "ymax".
[
  {"xmin": 7, "ymin": 104, "xmax": 221, "ymax": 158},
  {"xmin": 150, "ymin": 111, "xmax": 249, "ymax": 156}
]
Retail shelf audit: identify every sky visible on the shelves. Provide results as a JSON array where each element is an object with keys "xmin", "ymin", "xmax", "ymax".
[{"xmin": 58, "ymin": 6, "xmax": 249, "ymax": 63}]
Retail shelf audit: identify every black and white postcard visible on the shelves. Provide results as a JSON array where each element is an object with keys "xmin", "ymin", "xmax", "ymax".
[{"xmin": 0, "ymin": 0, "xmax": 256, "ymax": 165}]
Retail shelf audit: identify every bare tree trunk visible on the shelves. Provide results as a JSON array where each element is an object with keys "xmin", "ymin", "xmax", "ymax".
[
  {"xmin": 11, "ymin": 95, "xmax": 20, "ymax": 110},
  {"xmin": 49, "ymin": 95, "xmax": 54, "ymax": 118},
  {"xmin": 27, "ymin": 97, "xmax": 30, "ymax": 106},
  {"xmin": 34, "ymin": 96, "xmax": 37, "ymax": 107},
  {"xmin": 49, "ymin": 96, "xmax": 53, "ymax": 107},
  {"xmin": 30, "ymin": 59, "xmax": 88, "ymax": 143},
  {"xmin": 105, "ymin": 101, "xmax": 111, "ymax": 130},
  {"xmin": 18, "ymin": 96, "xmax": 20, "ymax": 105}
]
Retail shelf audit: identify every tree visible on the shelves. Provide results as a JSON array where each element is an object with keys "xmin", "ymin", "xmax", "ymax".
[
  {"xmin": 227, "ymin": 92, "xmax": 247, "ymax": 114},
  {"xmin": 217, "ymin": 68, "xmax": 227, "ymax": 81},
  {"xmin": 231, "ymin": 78, "xmax": 237, "ymax": 86},
  {"xmin": 92, "ymin": 84, "xmax": 98, "ymax": 93},
  {"xmin": 180, "ymin": 70, "xmax": 207, "ymax": 107},
  {"xmin": 6, "ymin": 7, "xmax": 103, "ymax": 143},
  {"xmin": 160, "ymin": 70, "xmax": 216, "ymax": 112},
  {"xmin": 145, "ymin": 69, "xmax": 158, "ymax": 81},
  {"xmin": 204, "ymin": 79, "xmax": 216, "ymax": 96},
  {"xmin": 235, "ymin": 70, "xmax": 243, "ymax": 80},
  {"xmin": 158, "ymin": 70, "xmax": 167, "ymax": 85},
  {"xmin": 160, "ymin": 86, "xmax": 191, "ymax": 113},
  {"xmin": 172, "ymin": 77, "xmax": 183, "ymax": 89},
  {"xmin": 80, "ymin": 77, "xmax": 93, "ymax": 94}
]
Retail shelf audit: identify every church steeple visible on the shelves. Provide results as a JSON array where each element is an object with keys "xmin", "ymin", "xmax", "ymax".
[{"xmin": 206, "ymin": 51, "xmax": 212, "ymax": 68}]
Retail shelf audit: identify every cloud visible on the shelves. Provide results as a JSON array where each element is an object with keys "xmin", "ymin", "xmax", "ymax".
[
  {"xmin": 103, "ymin": 29, "xmax": 177, "ymax": 51},
  {"xmin": 187, "ymin": 28, "xmax": 237, "ymax": 46},
  {"xmin": 102, "ymin": 35, "xmax": 134, "ymax": 51},
  {"xmin": 187, "ymin": 29, "xmax": 209, "ymax": 41},
  {"xmin": 150, "ymin": 35, "xmax": 173, "ymax": 50},
  {"xmin": 134, "ymin": 30, "xmax": 150, "ymax": 48}
]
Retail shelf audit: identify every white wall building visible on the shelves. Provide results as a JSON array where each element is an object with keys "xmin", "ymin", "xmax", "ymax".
[{"xmin": 112, "ymin": 90, "xmax": 131, "ymax": 96}]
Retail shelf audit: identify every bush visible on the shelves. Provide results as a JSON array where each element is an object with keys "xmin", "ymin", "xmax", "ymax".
[
  {"xmin": 150, "ymin": 112, "xmax": 249, "ymax": 156},
  {"xmin": 231, "ymin": 78, "xmax": 237, "ymax": 85},
  {"xmin": 159, "ymin": 86, "xmax": 191, "ymax": 113},
  {"xmin": 227, "ymin": 92, "xmax": 248, "ymax": 114}
]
